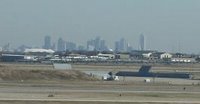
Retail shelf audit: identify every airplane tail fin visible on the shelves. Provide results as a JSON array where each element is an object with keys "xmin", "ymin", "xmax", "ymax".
[{"xmin": 138, "ymin": 65, "xmax": 152, "ymax": 74}]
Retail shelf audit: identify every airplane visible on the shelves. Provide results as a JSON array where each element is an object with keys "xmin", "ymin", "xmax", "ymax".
[{"xmin": 113, "ymin": 65, "xmax": 192, "ymax": 79}]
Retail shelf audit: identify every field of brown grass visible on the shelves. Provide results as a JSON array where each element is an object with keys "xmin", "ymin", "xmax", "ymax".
[{"xmin": 0, "ymin": 63, "xmax": 200, "ymax": 104}]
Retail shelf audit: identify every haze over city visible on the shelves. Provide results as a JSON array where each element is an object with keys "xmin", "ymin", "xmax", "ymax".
[{"xmin": 0, "ymin": 0, "xmax": 200, "ymax": 53}]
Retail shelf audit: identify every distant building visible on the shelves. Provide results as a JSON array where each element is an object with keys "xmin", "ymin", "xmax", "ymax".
[
  {"xmin": 139, "ymin": 34, "xmax": 145, "ymax": 51},
  {"xmin": 115, "ymin": 41, "xmax": 120, "ymax": 52},
  {"xmin": 119, "ymin": 38, "xmax": 128, "ymax": 52},
  {"xmin": 87, "ymin": 39, "xmax": 95, "ymax": 51},
  {"xmin": 160, "ymin": 53, "xmax": 173, "ymax": 59},
  {"xmin": 99, "ymin": 40, "xmax": 108, "ymax": 51},
  {"xmin": 150, "ymin": 52, "xmax": 165, "ymax": 60},
  {"xmin": 87, "ymin": 37, "xmax": 108, "ymax": 51},
  {"xmin": 57, "ymin": 38, "xmax": 65, "ymax": 52},
  {"xmin": 1, "ymin": 54, "xmax": 24, "ymax": 62},
  {"xmin": 43, "ymin": 36, "xmax": 51, "ymax": 49},
  {"xmin": 51, "ymin": 43, "xmax": 56, "ymax": 51},
  {"xmin": 115, "ymin": 38, "xmax": 128, "ymax": 52},
  {"xmin": 171, "ymin": 58, "xmax": 196, "ymax": 63},
  {"xmin": 94, "ymin": 36, "xmax": 101, "ymax": 50},
  {"xmin": 98, "ymin": 53, "xmax": 115, "ymax": 60},
  {"xmin": 115, "ymin": 53, "xmax": 130, "ymax": 61},
  {"xmin": 24, "ymin": 48, "xmax": 55, "ymax": 54},
  {"xmin": 173, "ymin": 53, "xmax": 192, "ymax": 58}
]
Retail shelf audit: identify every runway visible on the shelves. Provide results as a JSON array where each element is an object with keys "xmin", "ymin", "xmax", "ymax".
[{"xmin": 0, "ymin": 81, "xmax": 199, "ymax": 104}]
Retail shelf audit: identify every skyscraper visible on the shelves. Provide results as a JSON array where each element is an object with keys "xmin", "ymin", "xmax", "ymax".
[
  {"xmin": 139, "ymin": 34, "xmax": 145, "ymax": 51},
  {"xmin": 115, "ymin": 38, "xmax": 128, "ymax": 52},
  {"xmin": 115, "ymin": 41, "xmax": 120, "ymax": 52},
  {"xmin": 87, "ymin": 36, "xmax": 108, "ymax": 51},
  {"xmin": 94, "ymin": 36, "xmax": 100, "ymax": 50},
  {"xmin": 99, "ymin": 40, "xmax": 108, "ymax": 51},
  {"xmin": 43, "ymin": 36, "xmax": 51, "ymax": 49},
  {"xmin": 57, "ymin": 38, "xmax": 65, "ymax": 52},
  {"xmin": 119, "ymin": 38, "xmax": 127, "ymax": 52},
  {"xmin": 87, "ymin": 39, "xmax": 95, "ymax": 51}
]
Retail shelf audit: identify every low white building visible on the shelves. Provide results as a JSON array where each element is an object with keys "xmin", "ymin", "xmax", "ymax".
[
  {"xmin": 98, "ymin": 53, "xmax": 115, "ymax": 60},
  {"xmin": 24, "ymin": 48, "xmax": 55, "ymax": 54},
  {"xmin": 171, "ymin": 58, "xmax": 196, "ymax": 63},
  {"xmin": 160, "ymin": 53, "xmax": 173, "ymax": 59}
]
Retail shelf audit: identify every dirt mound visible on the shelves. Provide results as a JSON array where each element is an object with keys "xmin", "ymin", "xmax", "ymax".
[{"xmin": 0, "ymin": 68, "xmax": 97, "ymax": 81}]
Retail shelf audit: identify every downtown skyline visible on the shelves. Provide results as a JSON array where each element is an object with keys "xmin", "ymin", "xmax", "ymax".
[
  {"xmin": 0, "ymin": 0, "xmax": 200, "ymax": 54},
  {"xmin": 1, "ymin": 35, "xmax": 139, "ymax": 52},
  {"xmin": 42, "ymin": 35, "xmax": 135, "ymax": 52},
  {"xmin": 0, "ymin": 34, "xmax": 192, "ymax": 54}
]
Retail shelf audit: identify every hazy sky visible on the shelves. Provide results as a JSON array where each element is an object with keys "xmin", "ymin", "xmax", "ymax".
[{"xmin": 0, "ymin": 0, "xmax": 200, "ymax": 53}]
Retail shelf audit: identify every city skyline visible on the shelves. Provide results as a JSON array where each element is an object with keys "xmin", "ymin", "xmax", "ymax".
[
  {"xmin": 0, "ymin": 30, "xmax": 197, "ymax": 54},
  {"xmin": 0, "ymin": 35, "xmax": 138, "ymax": 52},
  {"xmin": 1, "ymin": 0, "xmax": 200, "ymax": 54},
  {"xmin": 43, "ymin": 35, "xmax": 133, "ymax": 52}
]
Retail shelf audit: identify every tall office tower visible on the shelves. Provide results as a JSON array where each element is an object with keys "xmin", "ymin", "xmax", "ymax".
[
  {"xmin": 115, "ymin": 41, "xmax": 120, "ymax": 52},
  {"xmin": 43, "ymin": 36, "xmax": 51, "ymax": 49},
  {"xmin": 57, "ymin": 38, "xmax": 65, "ymax": 52},
  {"xmin": 115, "ymin": 38, "xmax": 128, "ymax": 52},
  {"xmin": 119, "ymin": 38, "xmax": 128, "ymax": 52},
  {"xmin": 139, "ymin": 34, "xmax": 145, "ymax": 51},
  {"xmin": 119, "ymin": 38, "xmax": 126, "ymax": 51},
  {"xmin": 87, "ymin": 36, "xmax": 108, "ymax": 51},
  {"xmin": 99, "ymin": 40, "xmax": 108, "ymax": 51},
  {"xmin": 94, "ymin": 36, "xmax": 100, "ymax": 51},
  {"xmin": 87, "ymin": 39, "xmax": 95, "ymax": 51},
  {"xmin": 51, "ymin": 43, "xmax": 56, "ymax": 51}
]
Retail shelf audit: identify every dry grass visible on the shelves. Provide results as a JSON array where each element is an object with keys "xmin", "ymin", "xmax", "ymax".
[{"xmin": 0, "ymin": 65, "xmax": 97, "ymax": 81}]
